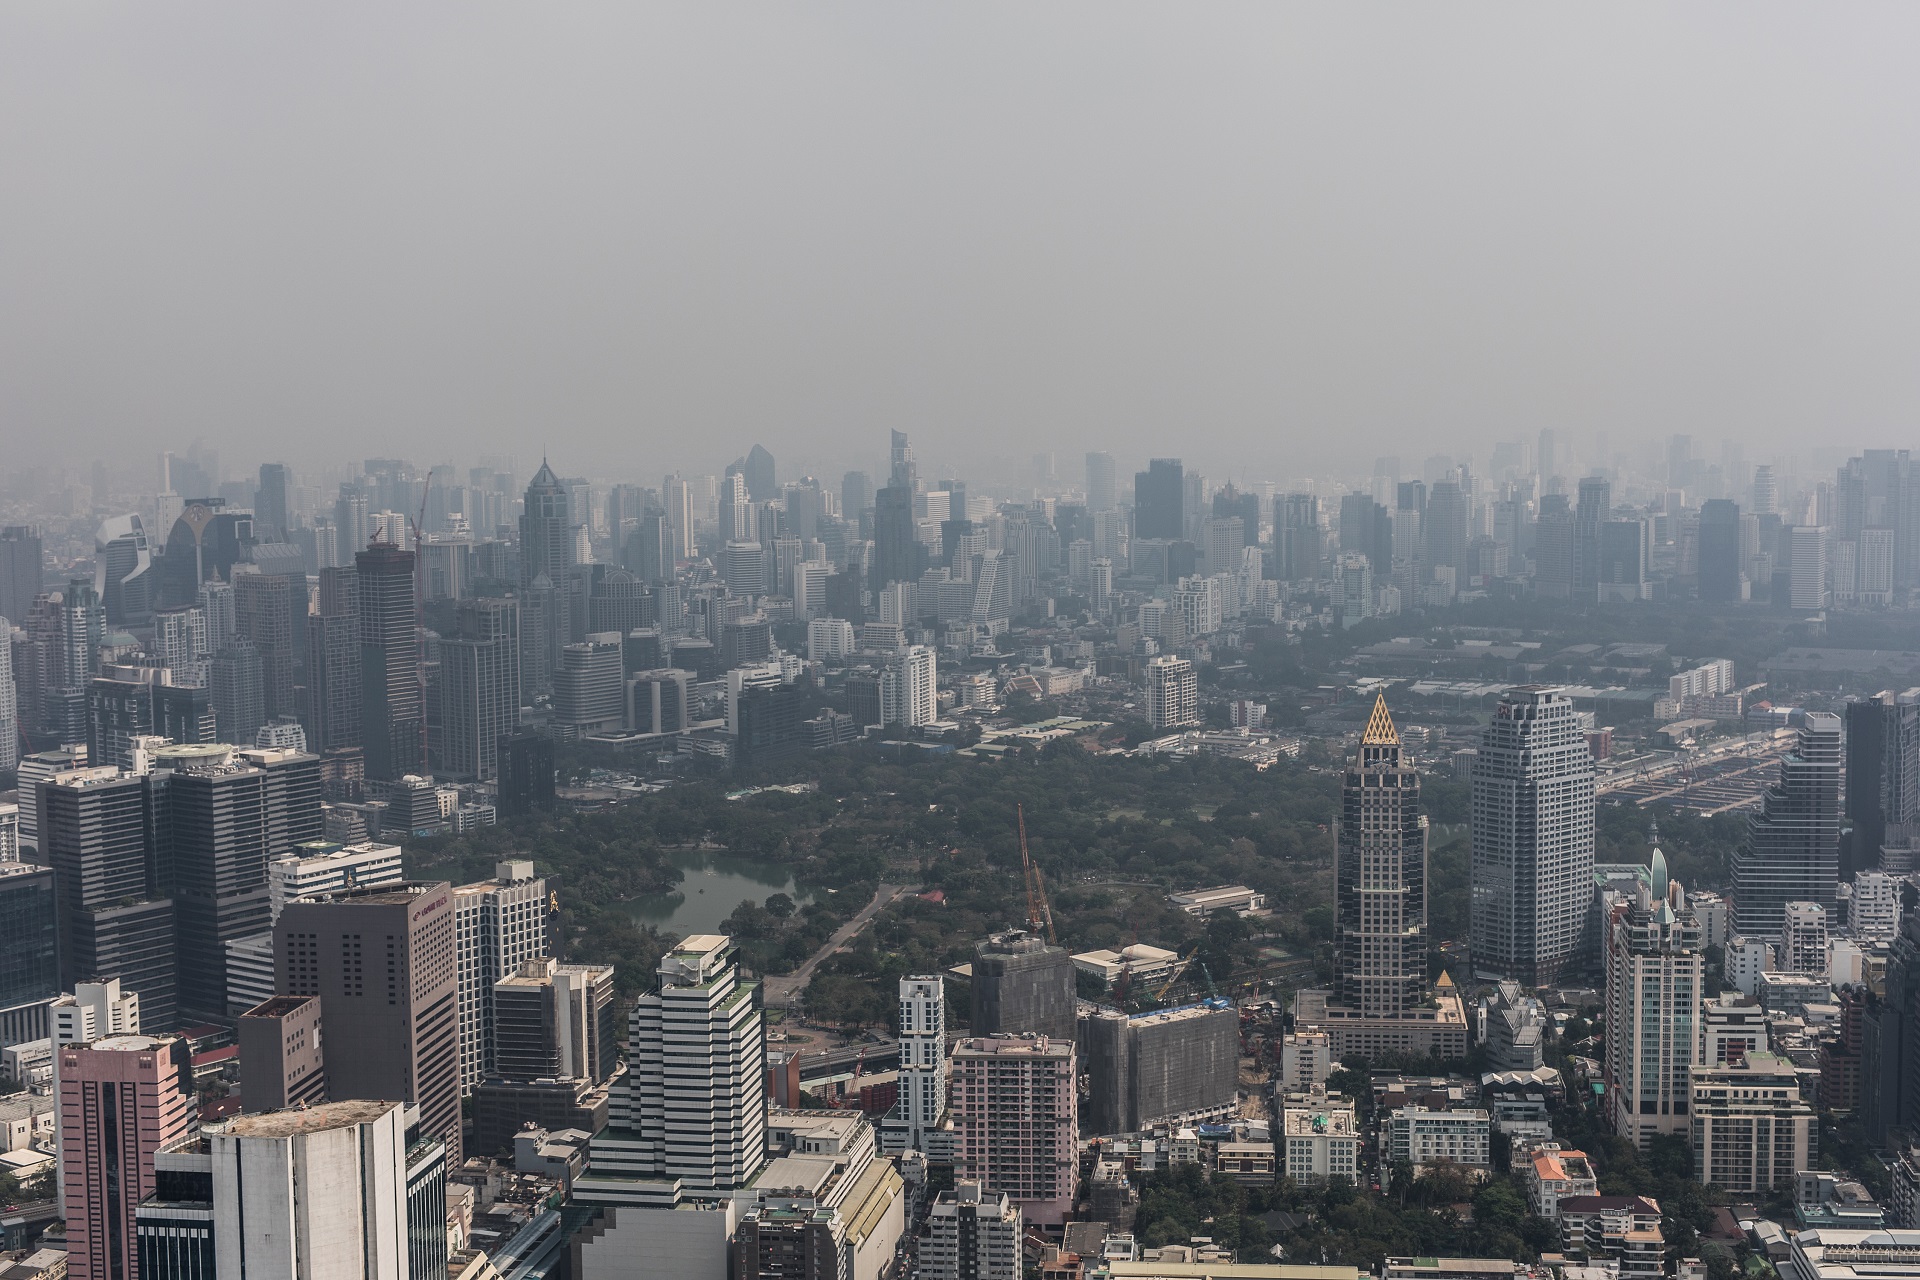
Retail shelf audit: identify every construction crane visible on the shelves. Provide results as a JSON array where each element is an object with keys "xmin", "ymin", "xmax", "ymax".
[
  {"xmin": 1149, "ymin": 945, "xmax": 1200, "ymax": 1005},
  {"xmin": 1016, "ymin": 804, "xmax": 1056, "ymax": 944}
]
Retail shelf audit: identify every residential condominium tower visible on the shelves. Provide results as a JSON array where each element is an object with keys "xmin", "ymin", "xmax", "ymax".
[
  {"xmin": 1471, "ymin": 687, "xmax": 1596, "ymax": 985},
  {"xmin": 1603, "ymin": 849, "xmax": 1704, "ymax": 1147}
]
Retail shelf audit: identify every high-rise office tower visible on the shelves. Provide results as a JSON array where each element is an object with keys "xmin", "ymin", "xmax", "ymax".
[
  {"xmin": 1133, "ymin": 459, "xmax": 1184, "ymax": 541},
  {"xmin": 520, "ymin": 461, "xmax": 576, "ymax": 695},
  {"xmin": 884, "ymin": 976, "xmax": 947, "ymax": 1153},
  {"xmin": 1603, "ymin": 849, "xmax": 1703, "ymax": 1145},
  {"xmin": 59, "ymin": 575, "xmax": 105, "ymax": 690},
  {"xmin": 1338, "ymin": 494, "xmax": 1390, "ymax": 574},
  {"xmin": 1844, "ymin": 692, "xmax": 1920, "ymax": 879},
  {"xmin": 1732, "ymin": 713, "xmax": 1843, "ymax": 939},
  {"xmin": 15, "ymin": 745, "xmax": 86, "ymax": 857},
  {"xmin": 496, "ymin": 733, "xmax": 555, "ymax": 818},
  {"xmin": 1333, "ymin": 696, "xmax": 1428, "ymax": 1020},
  {"xmin": 871, "ymin": 484, "xmax": 920, "ymax": 592},
  {"xmin": 95, "ymin": 515, "xmax": 155, "ymax": 628},
  {"xmin": 1698, "ymin": 499, "xmax": 1743, "ymax": 602},
  {"xmin": 577, "ymin": 933, "xmax": 767, "ymax": 1200},
  {"xmin": 1422, "ymin": 481, "xmax": 1469, "ymax": 576},
  {"xmin": 236, "ymin": 993, "xmax": 327, "ymax": 1111},
  {"xmin": 889, "ymin": 430, "xmax": 917, "ymax": 491},
  {"xmin": 152, "ymin": 1098, "xmax": 429, "ymax": 1280},
  {"xmin": 158, "ymin": 501, "xmax": 254, "ymax": 609},
  {"xmin": 60, "ymin": 1034, "xmax": 196, "ymax": 1280},
  {"xmin": 355, "ymin": 541, "xmax": 423, "ymax": 780},
  {"xmin": 234, "ymin": 568, "xmax": 295, "ymax": 722},
  {"xmin": 1751, "ymin": 464, "xmax": 1778, "ymax": 517},
  {"xmin": 971, "ymin": 930, "xmax": 1076, "ymax": 1040},
  {"xmin": 438, "ymin": 596, "xmax": 520, "ymax": 782},
  {"xmin": 0, "ymin": 526, "xmax": 41, "ymax": 626},
  {"xmin": 1573, "ymin": 476, "xmax": 1611, "ymax": 599},
  {"xmin": 1788, "ymin": 525, "xmax": 1830, "ymax": 610},
  {"xmin": 1470, "ymin": 687, "xmax": 1596, "ymax": 985},
  {"xmin": 254, "ymin": 462, "xmax": 292, "ymax": 542},
  {"xmin": 948, "ymin": 1036, "xmax": 1078, "ymax": 1226},
  {"xmin": 196, "ymin": 576, "xmax": 235, "ymax": 656},
  {"xmin": 1085, "ymin": 452, "xmax": 1117, "ymax": 513},
  {"xmin": 1597, "ymin": 519, "xmax": 1650, "ymax": 601},
  {"xmin": 553, "ymin": 633, "xmax": 626, "ymax": 734},
  {"xmin": 663, "ymin": 474, "xmax": 695, "ymax": 562},
  {"xmin": 1536, "ymin": 429, "xmax": 1559, "ymax": 484},
  {"xmin": 1277, "ymin": 494, "xmax": 1321, "ymax": 582},
  {"xmin": 162, "ymin": 746, "xmax": 322, "ymax": 1022},
  {"xmin": 209, "ymin": 638, "xmax": 265, "ymax": 746},
  {"xmin": 275, "ymin": 881, "xmax": 462, "ymax": 1163},
  {"xmin": 1145, "ymin": 655, "xmax": 1197, "ymax": 731},
  {"xmin": 1534, "ymin": 493, "xmax": 1575, "ymax": 599},
  {"xmin": 453, "ymin": 860, "xmax": 550, "ymax": 1093},
  {"xmin": 493, "ymin": 956, "xmax": 616, "ymax": 1084},
  {"xmin": 305, "ymin": 565, "xmax": 362, "ymax": 753},
  {"xmin": 742, "ymin": 444, "xmax": 776, "ymax": 503},
  {"xmin": 840, "ymin": 470, "xmax": 872, "ymax": 523},
  {"xmin": 0, "ymin": 862, "xmax": 58, "ymax": 1035},
  {"xmin": 43, "ymin": 768, "xmax": 178, "ymax": 1029},
  {"xmin": 0, "ymin": 621, "xmax": 16, "ymax": 775}
]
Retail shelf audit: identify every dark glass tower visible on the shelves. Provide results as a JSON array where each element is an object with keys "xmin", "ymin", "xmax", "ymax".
[
  {"xmin": 1698, "ymin": 499, "xmax": 1743, "ymax": 602},
  {"xmin": 519, "ymin": 461, "xmax": 574, "ymax": 694},
  {"xmin": 1133, "ymin": 458, "xmax": 1184, "ymax": 541},
  {"xmin": 356, "ymin": 541, "xmax": 423, "ymax": 780},
  {"xmin": 1732, "ymin": 712, "xmax": 1843, "ymax": 937}
]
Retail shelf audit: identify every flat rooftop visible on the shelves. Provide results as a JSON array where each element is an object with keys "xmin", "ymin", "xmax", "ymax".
[{"xmin": 223, "ymin": 1098, "xmax": 400, "ymax": 1136}]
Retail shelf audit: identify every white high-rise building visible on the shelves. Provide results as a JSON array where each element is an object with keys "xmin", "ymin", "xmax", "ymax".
[
  {"xmin": 1145, "ymin": 655, "xmax": 1198, "ymax": 731},
  {"xmin": 888, "ymin": 646, "xmax": 937, "ymax": 728},
  {"xmin": 807, "ymin": 618, "xmax": 856, "ymax": 662},
  {"xmin": 924, "ymin": 1183, "xmax": 1021, "ymax": 1280},
  {"xmin": 885, "ymin": 976, "xmax": 947, "ymax": 1153},
  {"xmin": 1603, "ymin": 849, "xmax": 1703, "ymax": 1147},
  {"xmin": 1089, "ymin": 558, "xmax": 1113, "ymax": 615},
  {"xmin": 1778, "ymin": 902, "xmax": 1829, "ymax": 973},
  {"xmin": 453, "ymin": 860, "xmax": 550, "ymax": 1092},
  {"xmin": 1471, "ymin": 687, "xmax": 1595, "ymax": 986},
  {"xmin": 578, "ymin": 933, "xmax": 767, "ymax": 1203},
  {"xmin": 268, "ymin": 841, "xmax": 405, "ymax": 921},
  {"xmin": 53, "ymin": 978, "xmax": 140, "ymax": 1044},
  {"xmin": 0, "ymin": 621, "xmax": 17, "ymax": 774},
  {"xmin": 192, "ymin": 1099, "xmax": 429, "ymax": 1280},
  {"xmin": 1789, "ymin": 525, "xmax": 1830, "ymax": 611},
  {"xmin": 1851, "ymin": 871, "xmax": 1900, "ymax": 939}
]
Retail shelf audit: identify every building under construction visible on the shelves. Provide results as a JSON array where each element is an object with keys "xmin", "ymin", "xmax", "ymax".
[
  {"xmin": 971, "ymin": 930, "xmax": 1077, "ymax": 1040},
  {"xmin": 1079, "ymin": 1001, "xmax": 1239, "ymax": 1135}
]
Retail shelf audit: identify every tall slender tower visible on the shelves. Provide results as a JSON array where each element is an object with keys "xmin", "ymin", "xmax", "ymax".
[
  {"xmin": 1334, "ymin": 696, "xmax": 1428, "ymax": 1018},
  {"xmin": 354, "ymin": 541, "xmax": 422, "ymax": 780},
  {"xmin": 520, "ymin": 462, "xmax": 575, "ymax": 693},
  {"xmin": 1471, "ymin": 687, "xmax": 1596, "ymax": 985},
  {"xmin": 886, "ymin": 975, "xmax": 947, "ymax": 1152}
]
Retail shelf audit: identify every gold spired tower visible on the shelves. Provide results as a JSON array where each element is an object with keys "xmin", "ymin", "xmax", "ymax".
[{"xmin": 1297, "ymin": 694, "xmax": 1469, "ymax": 1058}]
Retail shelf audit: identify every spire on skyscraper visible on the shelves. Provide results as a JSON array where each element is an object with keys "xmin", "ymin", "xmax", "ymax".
[{"xmin": 1362, "ymin": 693, "xmax": 1399, "ymax": 746}]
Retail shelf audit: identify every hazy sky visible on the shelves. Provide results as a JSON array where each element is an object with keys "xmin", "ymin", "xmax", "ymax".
[{"xmin": 5, "ymin": 3, "xmax": 1920, "ymax": 487}]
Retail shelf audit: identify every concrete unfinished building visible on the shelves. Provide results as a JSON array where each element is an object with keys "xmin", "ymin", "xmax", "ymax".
[
  {"xmin": 1078, "ymin": 1002, "xmax": 1239, "ymax": 1135},
  {"xmin": 970, "ymin": 930, "xmax": 1076, "ymax": 1040}
]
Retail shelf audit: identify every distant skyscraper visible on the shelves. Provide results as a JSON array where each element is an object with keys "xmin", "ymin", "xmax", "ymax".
[
  {"xmin": 254, "ymin": 462, "xmax": 292, "ymax": 540},
  {"xmin": 1084, "ymin": 452, "xmax": 1117, "ymax": 513},
  {"xmin": 1471, "ymin": 687, "xmax": 1595, "ymax": 986},
  {"xmin": 1732, "ymin": 713, "xmax": 1843, "ymax": 938},
  {"xmin": 0, "ymin": 624, "xmax": 18, "ymax": 775},
  {"xmin": 496, "ymin": 732, "xmax": 556, "ymax": 818},
  {"xmin": 234, "ymin": 568, "xmax": 296, "ymax": 722},
  {"xmin": 1332, "ymin": 696, "xmax": 1428, "ymax": 1020},
  {"xmin": 355, "ymin": 541, "xmax": 423, "ymax": 780},
  {"xmin": 872, "ymin": 485, "xmax": 920, "ymax": 592},
  {"xmin": 1534, "ymin": 493, "xmax": 1574, "ymax": 600},
  {"xmin": 1423, "ymin": 481, "xmax": 1469, "ymax": 575},
  {"xmin": 1536, "ymin": 429, "xmax": 1559, "ymax": 483},
  {"xmin": 1573, "ymin": 476, "xmax": 1611, "ymax": 599},
  {"xmin": 94, "ymin": 515, "xmax": 154, "ymax": 627},
  {"xmin": 1597, "ymin": 519, "xmax": 1650, "ymax": 601},
  {"xmin": 1277, "ymin": 494, "xmax": 1321, "ymax": 582},
  {"xmin": 1752, "ymin": 464, "xmax": 1778, "ymax": 517},
  {"xmin": 1698, "ymin": 499, "xmax": 1743, "ymax": 602},
  {"xmin": 1789, "ymin": 525, "xmax": 1830, "ymax": 611},
  {"xmin": 890, "ymin": 430, "xmax": 917, "ymax": 491},
  {"xmin": 275, "ymin": 881, "xmax": 463, "ymax": 1163},
  {"xmin": 209, "ymin": 638, "xmax": 265, "ymax": 747},
  {"xmin": 742, "ymin": 444, "xmax": 776, "ymax": 503},
  {"xmin": 841, "ymin": 470, "xmax": 872, "ymax": 520},
  {"xmin": 437, "ymin": 596, "xmax": 519, "ymax": 782},
  {"xmin": 60, "ymin": 1034, "xmax": 196, "ymax": 1280},
  {"xmin": 0, "ymin": 526, "xmax": 41, "ymax": 626},
  {"xmin": 1133, "ymin": 459, "xmax": 1184, "ymax": 541},
  {"xmin": 519, "ymin": 461, "xmax": 576, "ymax": 695},
  {"xmin": 305, "ymin": 565, "xmax": 361, "ymax": 753},
  {"xmin": 1338, "ymin": 493, "xmax": 1390, "ymax": 573}
]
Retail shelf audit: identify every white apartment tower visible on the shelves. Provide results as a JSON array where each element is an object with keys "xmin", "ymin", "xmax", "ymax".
[
  {"xmin": 888, "ymin": 646, "xmax": 937, "ymax": 728},
  {"xmin": 1778, "ymin": 902, "xmax": 1829, "ymax": 974},
  {"xmin": 1603, "ymin": 848, "xmax": 1704, "ymax": 1147},
  {"xmin": 453, "ymin": 859, "xmax": 550, "ymax": 1091},
  {"xmin": 579, "ymin": 933, "xmax": 767, "ymax": 1203},
  {"xmin": 886, "ymin": 976, "xmax": 947, "ymax": 1153},
  {"xmin": 924, "ymin": 1183, "xmax": 1021, "ymax": 1280},
  {"xmin": 1145, "ymin": 655, "xmax": 1198, "ymax": 731},
  {"xmin": 1471, "ymin": 687, "xmax": 1596, "ymax": 985}
]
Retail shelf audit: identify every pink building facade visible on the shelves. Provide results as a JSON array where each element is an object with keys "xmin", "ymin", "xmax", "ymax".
[
  {"xmin": 949, "ymin": 1035, "xmax": 1078, "ymax": 1225},
  {"xmin": 60, "ymin": 1036, "xmax": 196, "ymax": 1280}
]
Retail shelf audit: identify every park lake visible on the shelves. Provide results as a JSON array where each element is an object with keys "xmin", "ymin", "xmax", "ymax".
[{"xmin": 625, "ymin": 849, "xmax": 815, "ymax": 936}]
